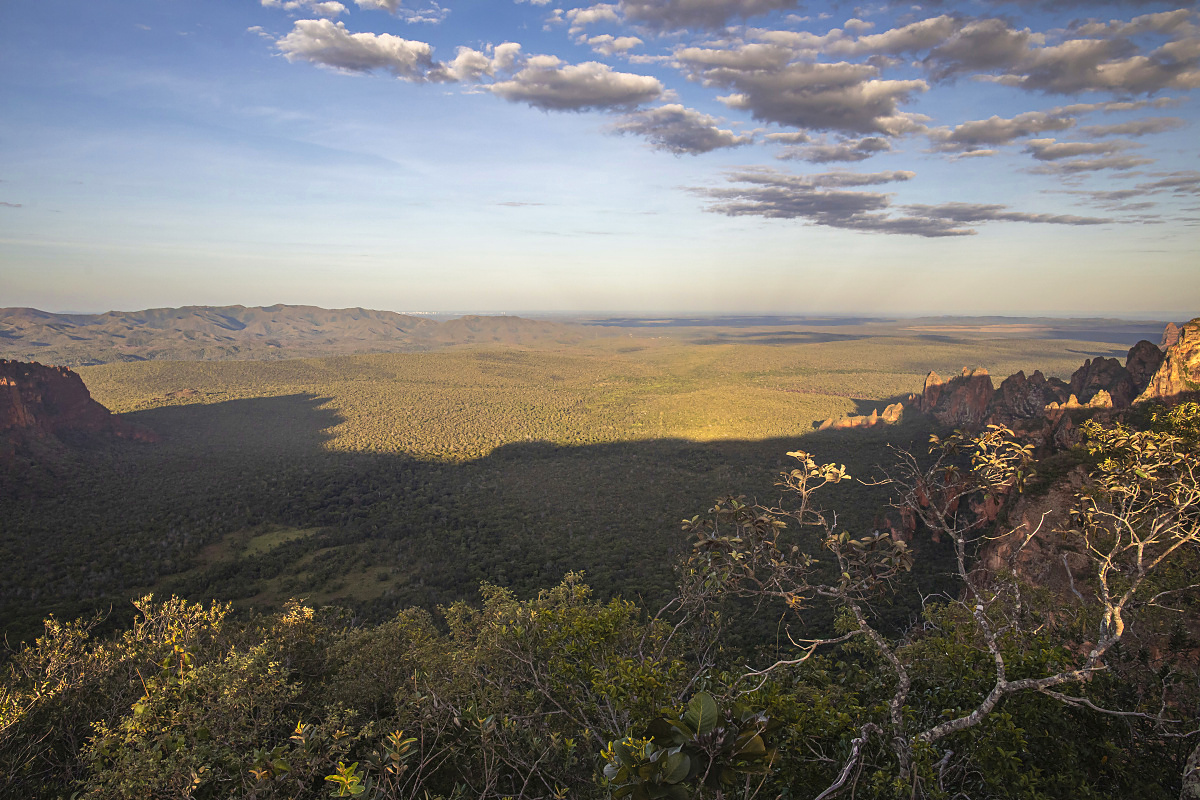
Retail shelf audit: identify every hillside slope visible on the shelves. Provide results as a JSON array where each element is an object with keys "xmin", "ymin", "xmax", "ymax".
[{"xmin": 0, "ymin": 306, "xmax": 592, "ymax": 365}]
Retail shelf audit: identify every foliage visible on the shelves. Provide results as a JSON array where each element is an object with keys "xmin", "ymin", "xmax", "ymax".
[{"xmin": 2, "ymin": 352, "xmax": 1196, "ymax": 799}]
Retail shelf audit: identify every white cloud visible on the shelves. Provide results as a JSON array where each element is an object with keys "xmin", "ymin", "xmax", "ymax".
[
  {"xmin": 567, "ymin": 4, "xmax": 620, "ymax": 35},
  {"xmin": 276, "ymin": 20, "xmax": 439, "ymax": 80},
  {"xmin": 490, "ymin": 57, "xmax": 663, "ymax": 110},
  {"xmin": 584, "ymin": 34, "xmax": 643, "ymax": 56},
  {"xmin": 928, "ymin": 110, "xmax": 1077, "ymax": 152},
  {"xmin": 611, "ymin": 104, "xmax": 752, "ymax": 153},
  {"xmin": 680, "ymin": 54, "xmax": 929, "ymax": 135},
  {"xmin": 776, "ymin": 135, "xmax": 892, "ymax": 162},
  {"xmin": 262, "ymin": 0, "xmax": 347, "ymax": 18}
]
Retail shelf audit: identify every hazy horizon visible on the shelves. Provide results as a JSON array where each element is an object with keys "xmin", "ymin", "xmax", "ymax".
[{"xmin": 5, "ymin": 303, "xmax": 1190, "ymax": 323}]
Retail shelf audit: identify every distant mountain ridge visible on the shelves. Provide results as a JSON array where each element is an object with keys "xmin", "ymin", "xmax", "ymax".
[{"xmin": 0, "ymin": 305, "xmax": 591, "ymax": 366}]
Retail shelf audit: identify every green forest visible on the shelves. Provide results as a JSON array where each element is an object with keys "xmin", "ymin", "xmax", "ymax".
[
  {"xmin": 4, "ymin": 329, "xmax": 1196, "ymax": 798},
  {"xmin": 2, "ymin": 334, "xmax": 1108, "ymax": 640}
]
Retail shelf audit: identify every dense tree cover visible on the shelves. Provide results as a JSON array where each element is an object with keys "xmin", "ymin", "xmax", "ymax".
[
  {"xmin": 4, "ymin": 334, "xmax": 1092, "ymax": 645},
  {"xmin": 3, "ymin": 405, "xmax": 1196, "ymax": 799}
]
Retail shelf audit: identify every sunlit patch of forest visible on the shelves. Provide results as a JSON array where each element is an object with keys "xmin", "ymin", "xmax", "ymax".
[{"xmin": 1, "ymin": 332, "xmax": 1123, "ymax": 644}]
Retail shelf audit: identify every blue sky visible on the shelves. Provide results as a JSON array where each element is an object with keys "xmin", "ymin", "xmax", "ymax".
[{"xmin": 1, "ymin": 0, "xmax": 1198, "ymax": 316}]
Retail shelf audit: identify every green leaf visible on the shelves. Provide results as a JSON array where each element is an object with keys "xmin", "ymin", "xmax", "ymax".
[
  {"xmin": 662, "ymin": 751, "xmax": 691, "ymax": 784},
  {"xmin": 684, "ymin": 692, "xmax": 718, "ymax": 735},
  {"xmin": 734, "ymin": 732, "xmax": 766, "ymax": 758}
]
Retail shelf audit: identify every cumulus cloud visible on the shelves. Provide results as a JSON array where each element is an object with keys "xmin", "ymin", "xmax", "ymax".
[
  {"xmin": 928, "ymin": 110, "xmax": 1076, "ymax": 152},
  {"xmin": 276, "ymin": 21, "xmax": 522, "ymax": 83},
  {"xmin": 678, "ymin": 52, "xmax": 929, "ymax": 135},
  {"xmin": 923, "ymin": 19, "xmax": 1041, "ymax": 80},
  {"xmin": 776, "ymin": 135, "xmax": 892, "ymax": 162},
  {"xmin": 619, "ymin": 0, "xmax": 802, "ymax": 31},
  {"xmin": 611, "ymin": 104, "xmax": 753, "ymax": 153},
  {"xmin": 827, "ymin": 15, "xmax": 964, "ymax": 58},
  {"xmin": 490, "ymin": 56, "xmax": 663, "ymax": 110},
  {"xmin": 262, "ymin": 0, "xmax": 347, "ymax": 18},
  {"xmin": 567, "ymin": 4, "xmax": 621, "ymax": 34},
  {"xmin": 1079, "ymin": 116, "xmax": 1186, "ymax": 136},
  {"xmin": 583, "ymin": 34, "xmax": 643, "ymax": 56},
  {"xmin": 1072, "ymin": 9, "xmax": 1196, "ymax": 39},
  {"xmin": 277, "ymin": 19, "xmax": 440, "ymax": 79}
]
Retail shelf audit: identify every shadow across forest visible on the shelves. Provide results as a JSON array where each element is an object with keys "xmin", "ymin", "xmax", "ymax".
[{"xmin": 2, "ymin": 393, "xmax": 957, "ymax": 650}]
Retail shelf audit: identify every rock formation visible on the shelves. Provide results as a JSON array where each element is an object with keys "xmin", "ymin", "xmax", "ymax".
[
  {"xmin": 1136, "ymin": 318, "xmax": 1200, "ymax": 405},
  {"xmin": 916, "ymin": 368, "xmax": 995, "ymax": 429},
  {"xmin": 0, "ymin": 360, "xmax": 156, "ymax": 460},
  {"xmin": 1125, "ymin": 340, "xmax": 1165, "ymax": 395},
  {"xmin": 817, "ymin": 402, "xmax": 903, "ymax": 431},
  {"xmin": 1162, "ymin": 321, "xmax": 1181, "ymax": 349},
  {"xmin": 1067, "ymin": 357, "xmax": 1136, "ymax": 408},
  {"xmin": 987, "ymin": 370, "xmax": 1066, "ymax": 426}
]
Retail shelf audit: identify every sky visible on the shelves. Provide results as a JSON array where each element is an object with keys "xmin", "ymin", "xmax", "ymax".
[{"xmin": 1, "ymin": 0, "xmax": 1198, "ymax": 316}]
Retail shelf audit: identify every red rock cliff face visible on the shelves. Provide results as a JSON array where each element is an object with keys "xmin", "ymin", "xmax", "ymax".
[
  {"xmin": 1137, "ymin": 318, "xmax": 1200, "ymax": 405},
  {"xmin": 0, "ymin": 360, "xmax": 156, "ymax": 456},
  {"xmin": 917, "ymin": 368, "xmax": 995, "ymax": 429}
]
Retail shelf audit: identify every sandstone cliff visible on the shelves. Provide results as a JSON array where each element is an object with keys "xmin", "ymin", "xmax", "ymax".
[
  {"xmin": 1136, "ymin": 317, "xmax": 1200, "ymax": 404},
  {"xmin": 0, "ymin": 360, "xmax": 156, "ymax": 459}
]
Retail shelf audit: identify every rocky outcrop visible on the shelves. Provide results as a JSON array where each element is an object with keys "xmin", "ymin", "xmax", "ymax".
[
  {"xmin": 1067, "ymin": 357, "xmax": 1136, "ymax": 409},
  {"xmin": 1126, "ymin": 340, "xmax": 1164, "ymax": 395},
  {"xmin": 1136, "ymin": 318, "xmax": 1200, "ymax": 405},
  {"xmin": 917, "ymin": 368, "xmax": 995, "ymax": 429},
  {"xmin": 987, "ymin": 370, "xmax": 1068, "ymax": 425},
  {"xmin": 0, "ymin": 360, "xmax": 156, "ymax": 459},
  {"xmin": 1162, "ymin": 321, "xmax": 1181, "ymax": 349},
  {"xmin": 817, "ymin": 402, "xmax": 903, "ymax": 431}
]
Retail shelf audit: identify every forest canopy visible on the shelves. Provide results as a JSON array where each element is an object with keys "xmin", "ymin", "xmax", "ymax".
[{"xmin": 3, "ymin": 403, "xmax": 1197, "ymax": 799}]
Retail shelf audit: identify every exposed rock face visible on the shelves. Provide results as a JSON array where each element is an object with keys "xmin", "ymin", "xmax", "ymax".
[
  {"xmin": 1125, "ymin": 340, "xmax": 1164, "ymax": 395},
  {"xmin": 988, "ymin": 370, "xmax": 1066, "ymax": 425},
  {"xmin": 918, "ymin": 368, "xmax": 994, "ymax": 429},
  {"xmin": 1068, "ymin": 357, "xmax": 1136, "ymax": 409},
  {"xmin": 0, "ymin": 360, "xmax": 156, "ymax": 458},
  {"xmin": 1136, "ymin": 318, "xmax": 1200, "ymax": 405},
  {"xmin": 817, "ymin": 402, "xmax": 903, "ymax": 431},
  {"xmin": 1162, "ymin": 321, "xmax": 1181, "ymax": 349}
]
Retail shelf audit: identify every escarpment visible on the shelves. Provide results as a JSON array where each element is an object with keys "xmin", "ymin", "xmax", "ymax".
[{"xmin": 0, "ymin": 359, "xmax": 157, "ymax": 461}]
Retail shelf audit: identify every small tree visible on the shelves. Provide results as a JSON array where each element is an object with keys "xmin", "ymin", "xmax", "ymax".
[{"xmin": 668, "ymin": 409, "xmax": 1200, "ymax": 797}]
